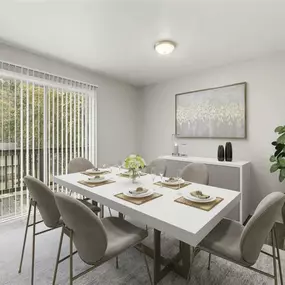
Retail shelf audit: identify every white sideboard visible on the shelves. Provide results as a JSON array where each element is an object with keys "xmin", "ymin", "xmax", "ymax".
[{"xmin": 159, "ymin": 155, "xmax": 251, "ymax": 224}]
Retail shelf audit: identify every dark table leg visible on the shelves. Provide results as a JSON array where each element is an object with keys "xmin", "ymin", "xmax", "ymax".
[{"xmin": 153, "ymin": 229, "xmax": 161, "ymax": 285}]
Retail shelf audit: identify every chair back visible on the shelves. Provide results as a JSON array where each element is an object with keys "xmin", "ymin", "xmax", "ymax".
[
  {"xmin": 240, "ymin": 192, "xmax": 285, "ymax": 265},
  {"xmin": 24, "ymin": 176, "xmax": 60, "ymax": 228},
  {"xmin": 55, "ymin": 193, "xmax": 108, "ymax": 265},
  {"xmin": 181, "ymin": 163, "xmax": 209, "ymax": 185},
  {"xmin": 68, "ymin": 157, "xmax": 95, "ymax": 174},
  {"xmin": 145, "ymin": 159, "xmax": 167, "ymax": 176}
]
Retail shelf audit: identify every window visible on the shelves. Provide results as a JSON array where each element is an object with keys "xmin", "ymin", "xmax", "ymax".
[{"xmin": 0, "ymin": 61, "xmax": 97, "ymax": 221}]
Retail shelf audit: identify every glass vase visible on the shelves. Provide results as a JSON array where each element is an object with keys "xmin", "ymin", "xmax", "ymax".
[{"xmin": 130, "ymin": 169, "xmax": 138, "ymax": 184}]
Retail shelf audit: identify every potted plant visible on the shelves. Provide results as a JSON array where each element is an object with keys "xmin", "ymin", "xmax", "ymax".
[
  {"xmin": 124, "ymin": 154, "xmax": 146, "ymax": 183},
  {"xmin": 270, "ymin": 125, "xmax": 285, "ymax": 248}
]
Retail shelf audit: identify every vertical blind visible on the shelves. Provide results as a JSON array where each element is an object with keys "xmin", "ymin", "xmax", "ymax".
[{"xmin": 0, "ymin": 63, "xmax": 97, "ymax": 221}]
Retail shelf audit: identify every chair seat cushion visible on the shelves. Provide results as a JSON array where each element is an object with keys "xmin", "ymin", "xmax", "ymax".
[
  {"xmin": 101, "ymin": 217, "xmax": 148, "ymax": 262},
  {"xmin": 199, "ymin": 218, "xmax": 250, "ymax": 266},
  {"xmin": 78, "ymin": 199, "xmax": 101, "ymax": 213}
]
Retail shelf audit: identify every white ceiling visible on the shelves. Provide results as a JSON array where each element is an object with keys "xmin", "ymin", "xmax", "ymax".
[{"xmin": 0, "ymin": 0, "xmax": 285, "ymax": 87}]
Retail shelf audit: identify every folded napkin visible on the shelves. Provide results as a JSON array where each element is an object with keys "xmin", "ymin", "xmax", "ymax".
[
  {"xmin": 166, "ymin": 177, "xmax": 180, "ymax": 183},
  {"xmin": 129, "ymin": 187, "xmax": 149, "ymax": 195},
  {"xmin": 190, "ymin": 190, "xmax": 210, "ymax": 199}
]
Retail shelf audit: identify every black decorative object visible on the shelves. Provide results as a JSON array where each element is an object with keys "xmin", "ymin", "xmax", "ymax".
[
  {"xmin": 217, "ymin": 145, "xmax": 225, "ymax": 161},
  {"xmin": 225, "ymin": 142, "xmax": 233, "ymax": 161}
]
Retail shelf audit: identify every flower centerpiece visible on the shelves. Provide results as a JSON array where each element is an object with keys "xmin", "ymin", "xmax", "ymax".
[{"xmin": 124, "ymin": 154, "xmax": 146, "ymax": 183}]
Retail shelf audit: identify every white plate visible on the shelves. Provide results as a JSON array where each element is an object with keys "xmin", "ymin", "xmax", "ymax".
[
  {"xmin": 87, "ymin": 176, "xmax": 109, "ymax": 184},
  {"xmin": 162, "ymin": 178, "xmax": 185, "ymax": 186},
  {"xmin": 123, "ymin": 189, "xmax": 154, "ymax": 198},
  {"xmin": 183, "ymin": 194, "xmax": 216, "ymax": 203},
  {"xmin": 86, "ymin": 168, "xmax": 107, "ymax": 174}
]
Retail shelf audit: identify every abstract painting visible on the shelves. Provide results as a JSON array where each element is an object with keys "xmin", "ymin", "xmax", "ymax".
[{"xmin": 175, "ymin": 82, "xmax": 246, "ymax": 138}]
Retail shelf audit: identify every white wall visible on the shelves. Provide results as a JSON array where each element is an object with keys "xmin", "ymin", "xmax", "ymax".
[
  {"xmin": 0, "ymin": 42, "xmax": 139, "ymax": 165},
  {"xmin": 139, "ymin": 53, "xmax": 285, "ymax": 209}
]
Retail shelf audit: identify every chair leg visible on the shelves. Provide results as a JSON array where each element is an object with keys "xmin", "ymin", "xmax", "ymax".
[
  {"xmin": 116, "ymin": 256, "xmax": 119, "ymax": 269},
  {"xmin": 274, "ymin": 227, "xmax": 283, "ymax": 285},
  {"xmin": 186, "ymin": 246, "xmax": 194, "ymax": 284},
  {"xmin": 70, "ymin": 230, "xmax": 73, "ymax": 285},
  {"xmin": 207, "ymin": 253, "xmax": 212, "ymax": 270},
  {"xmin": 18, "ymin": 199, "xmax": 32, "ymax": 273},
  {"xmin": 142, "ymin": 245, "xmax": 153, "ymax": 285},
  {"xmin": 31, "ymin": 204, "xmax": 36, "ymax": 285},
  {"xmin": 271, "ymin": 230, "xmax": 278, "ymax": 285},
  {"xmin": 100, "ymin": 205, "xmax": 104, "ymax": 218},
  {"xmin": 52, "ymin": 226, "xmax": 64, "ymax": 285},
  {"xmin": 108, "ymin": 208, "xmax": 113, "ymax": 217}
]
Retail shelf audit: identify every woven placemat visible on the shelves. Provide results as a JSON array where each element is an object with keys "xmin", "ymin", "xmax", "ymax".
[
  {"xmin": 81, "ymin": 171, "xmax": 111, "ymax": 177},
  {"xmin": 174, "ymin": 196, "xmax": 224, "ymax": 211},
  {"xmin": 77, "ymin": 180, "xmax": 115, "ymax": 188},
  {"xmin": 117, "ymin": 172, "xmax": 148, "ymax": 178},
  {"xmin": 114, "ymin": 192, "xmax": 162, "ymax": 205},
  {"xmin": 154, "ymin": 181, "xmax": 191, "ymax": 190}
]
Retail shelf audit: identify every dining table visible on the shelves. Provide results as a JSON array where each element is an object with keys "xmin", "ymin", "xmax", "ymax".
[{"xmin": 54, "ymin": 167, "xmax": 241, "ymax": 284}]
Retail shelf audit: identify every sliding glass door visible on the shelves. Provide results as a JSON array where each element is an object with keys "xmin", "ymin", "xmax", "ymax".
[{"xmin": 0, "ymin": 70, "xmax": 97, "ymax": 221}]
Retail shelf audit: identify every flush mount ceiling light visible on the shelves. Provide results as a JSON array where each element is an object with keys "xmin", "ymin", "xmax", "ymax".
[{"xmin": 154, "ymin": 40, "xmax": 176, "ymax": 55}]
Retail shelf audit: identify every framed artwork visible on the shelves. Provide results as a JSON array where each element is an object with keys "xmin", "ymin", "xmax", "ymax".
[{"xmin": 175, "ymin": 82, "xmax": 247, "ymax": 138}]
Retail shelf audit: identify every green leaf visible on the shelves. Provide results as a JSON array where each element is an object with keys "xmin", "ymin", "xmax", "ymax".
[
  {"xmin": 276, "ymin": 143, "xmax": 284, "ymax": 150},
  {"xmin": 279, "ymin": 169, "xmax": 285, "ymax": 182},
  {"xmin": 277, "ymin": 152, "xmax": 285, "ymax": 159},
  {"xmin": 270, "ymin": 155, "xmax": 276, "ymax": 162},
  {"xmin": 275, "ymin": 149, "xmax": 283, "ymax": 157},
  {"xmin": 278, "ymin": 158, "xmax": 285, "ymax": 167},
  {"xmin": 275, "ymin": 126, "xmax": 284, "ymax": 133},
  {"xmin": 270, "ymin": 163, "xmax": 279, "ymax": 173},
  {"xmin": 277, "ymin": 133, "xmax": 285, "ymax": 144},
  {"xmin": 272, "ymin": 141, "xmax": 277, "ymax": 146}
]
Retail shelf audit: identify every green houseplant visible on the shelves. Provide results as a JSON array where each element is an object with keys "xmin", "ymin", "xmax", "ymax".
[
  {"xmin": 270, "ymin": 125, "xmax": 285, "ymax": 182},
  {"xmin": 124, "ymin": 154, "xmax": 146, "ymax": 183},
  {"xmin": 270, "ymin": 125, "xmax": 285, "ymax": 249}
]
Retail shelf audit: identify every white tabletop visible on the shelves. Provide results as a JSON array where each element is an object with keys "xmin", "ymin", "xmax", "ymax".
[{"xmin": 54, "ymin": 168, "xmax": 240, "ymax": 247}]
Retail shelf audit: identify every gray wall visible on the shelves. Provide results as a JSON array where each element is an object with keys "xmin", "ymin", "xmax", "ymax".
[
  {"xmin": 138, "ymin": 53, "xmax": 285, "ymax": 210},
  {"xmin": 0, "ymin": 42, "xmax": 139, "ymax": 166}
]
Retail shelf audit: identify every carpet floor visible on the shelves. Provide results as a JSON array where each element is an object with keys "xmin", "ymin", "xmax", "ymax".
[{"xmin": 0, "ymin": 211, "xmax": 284, "ymax": 285}]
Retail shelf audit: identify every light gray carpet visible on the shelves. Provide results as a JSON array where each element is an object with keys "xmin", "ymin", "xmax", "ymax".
[{"xmin": 0, "ymin": 211, "xmax": 284, "ymax": 285}]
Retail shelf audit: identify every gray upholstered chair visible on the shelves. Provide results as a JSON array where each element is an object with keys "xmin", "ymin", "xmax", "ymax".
[
  {"xmin": 52, "ymin": 193, "xmax": 152, "ymax": 285},
  {"xmin": 68, "ymin": 157, "xmax": 95, "ymax": 174},
  {"xmin": 68, "ymin": 157, "xmax": 114, "ymax": 218},
  {"xmin": 181, "ymin": 163, "xmax": 209, "ymax": 185},
  {"xmin": 145, "ymin": 159, "xmax": 167, "ymax": 176},
  {"xmin": 197, "ymin": 192, "xmax": 285, "ymax": 285},
  {"xmin": 18, "ymin": 176, "xmax": 100, "ymax": 285}
]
